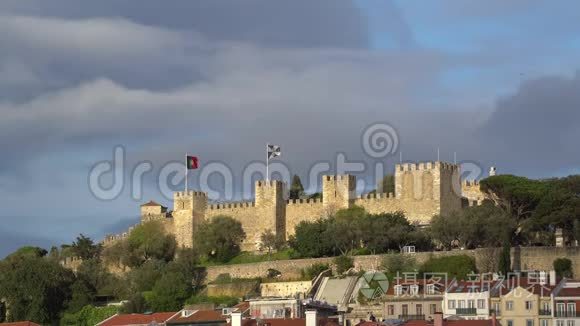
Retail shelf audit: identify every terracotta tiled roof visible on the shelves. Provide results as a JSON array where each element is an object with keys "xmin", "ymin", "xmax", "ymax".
[
  {"xmin": 405, "ymin": 320, "xmax": 498, "ymax": 326},
  {"xmin": 447, "ymin": 280, "xmax": 502, "ymax": 294},
  {"xmin": 557, "ymin": 286, "xmax": 580, "ymax": 297},
  {"xmin": 234, "ymin": 301, "xmax": 251, "ymax": 313},
  {"xmin": 167, "ymin": 309, "xmax": 227, "ymax": 324},
  {"xmin": 97, "ymin": 312, "xmax": 178, "ymax": 326},
  {"xmin": 0, "ymin": 322, "xmax": 42, "ymax": 326},
  {"xmin": 141, "ymin": 200, "xmax": 162, "ymax": 207},
  {"xmin": 229, "ymin": 318, "xmax": 339, "ymax": 326},
  {"xmin": 494, "ymin": 277, "xmax": 557, "ymax": 297}
]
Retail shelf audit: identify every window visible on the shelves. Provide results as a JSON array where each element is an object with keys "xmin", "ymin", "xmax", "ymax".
[
  {"xmin": 468, "ymin": 300, "xmax": 475, "ymax": 308},
  {"xmin": 410, "ymin": 285, "xmax": 419, "ymax": 296},
  {"xmin": 458, "ymin": 300, "xmax": 466, "ymax": 308},
  {"xmin": 557, "ymin": 321, "xmax": 564, "ymax": 326},
  {"xmin": 387, "ymin": 305, "xmax": 394, "ymax": 316},
  {"xmin": 557, "ymin": 303, "xmax": 565, "ymax": 314},
  {"xmin": 430, "ymin": 304, "xmax": 437, "ymax": 315},
  {"xmin": 507, "ymin": 320, "xmax": 514, "ymax": 326},
  {"xmin": 543, "ymin": 302, "xmax": 551, "ymax": 311},
  {"xmin": 506, "ymin": 301, "xmax": 514, "ymax": 311},
  {"xmin": 448, "ymin": 300, "xmax": 456, "ymax": 309},
  {"xmin": 567, "ymin": 303, "xmax": 576, "ymax": 314},
  {"xmin": 402, "ymin": 304, "xmax": 408, "ymax": 316},
  {"xmin": 526, "ymin": 301, "xmax": 534, "ymax": 310},
  {"xmin": 527, "ymin": 319, "xmax": 534, "ymax": 326},
  {"xmin": 426, "ymin": 284, "xmax": 436, "ymax": 295},
  {"xmin": 394, "ymin": 285, "xmax": 403, "ymax": 296},
  {"xmin": 541, "ymin": 320, "xmax": 549, "ymax": 326},
  {"xmin": 416, "ymin": 304, "xmax": 423, "ymax": 315},
  {"xmin": 493, "ymin": 302, "xmax": 500, "ymax": 311},
  {"xmin": 477, "ymin": 299, "xmax": 485, "ymax": 309},
  {"xmin": 566, "ymin": 321, "xmax": 574, "ymax": 326}
]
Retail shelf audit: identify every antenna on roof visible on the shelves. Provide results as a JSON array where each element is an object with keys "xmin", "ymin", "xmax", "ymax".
[
  {"xmin": 437, "ymin": 148, "xmax": 440, "ymax": 162},
  {"xmin": 454, "ymin": 152, "xmax": 457, "ymax": 164},
  {"xmin": 399, "ymin": 151, "xmax": 402, "ymax": 164}
]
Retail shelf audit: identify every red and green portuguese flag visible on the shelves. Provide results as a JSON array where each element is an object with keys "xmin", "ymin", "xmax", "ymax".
[{"xmin": 186, "ymin": 155, "xmax": 199, "ymax": 169}]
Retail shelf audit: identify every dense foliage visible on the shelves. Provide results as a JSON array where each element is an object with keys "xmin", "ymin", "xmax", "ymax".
[
  {"xmin": 194, "ymin": 215, "xmax": 246, "ymax": 262},
  {"xmin": 418, "ymin": 255, "xmax": 477, "ymax": 280},
  {"xmin": 553, "ymin": 257, "xmax": 573, "ymax": 278},
  {"xmin": 290, "ymin": 206, "xmax": 431, "ymax": 257},
  {"xmin": 333, "ymin": 255, "xmax": 354, "ymax": 274}
]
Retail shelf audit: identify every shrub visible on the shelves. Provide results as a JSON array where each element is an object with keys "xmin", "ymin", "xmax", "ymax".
[
  {"xmin": 381, "ymin": 254, "xmax": 417, "ymax": 276},
  {"xmin": 301, "ymin": 263, "xmax": 330, "ymax": 280},
  {"xmin": 553, "ymin": 258, "xmax": 573, "ymax": 278},
  {"xmin": 334, "ymin": 255, "xmax": 354, "ymax": 275},
  {"xmin": 419, "ymin": 255, "xmax": 476, "ymax": 280}
]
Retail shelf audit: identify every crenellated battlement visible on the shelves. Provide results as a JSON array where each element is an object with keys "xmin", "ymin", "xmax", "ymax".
[
  {"xmin": 357, "ymin": 192, "xmax": 396, "ymax": 200},
  {"xmin": 256, "ymin": 180, "xmax": 284, "ymax": 187},
  {"xmin": 462, "ymin": 179, "xmax": 480, "ymax": 187},
  {"xmin": 208, "ymin": 201, "xmax": 256, "ymax": 210},
  {"xmin": 286, "ymin": 198, "xmax": 322, "ymax": 205},
  {"xmin": 324, "ymin": 175, "xmax": 357, "ymax": 182},
  {"xmin": 174, "ymin": 190, "xmax": 207, "ymax": 198},
  {"xmin": 396, "ymin": 161, "xmax": 459, "ymax": 172}
]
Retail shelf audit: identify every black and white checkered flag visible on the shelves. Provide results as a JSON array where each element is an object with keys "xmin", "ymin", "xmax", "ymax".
[{"xmin": 267, "ymin": 144, "xmax": 281, "ymax": 160}]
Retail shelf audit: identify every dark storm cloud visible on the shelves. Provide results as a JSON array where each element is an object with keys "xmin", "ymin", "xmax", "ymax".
[
  {"xmin": 0, "ymin": 0, "xmax": 369, "ymax": 48},
  {"xmin": 477, "ymin": 72, "xmax": 580, "ymax": 175}
]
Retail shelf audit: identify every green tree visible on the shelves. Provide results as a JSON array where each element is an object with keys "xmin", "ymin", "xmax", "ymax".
[
  {"xmin": 194, "ymin": 215, "xmax": 246, "ymax": 262},
  {"xmin": 301, "ymin": 263, "xmax": 330, "ymax": 280},
  {"xmin": 289, "ymin": 219, "xmax": 333, "ymax": 258},
  {"xmin": 127, "ymin": 259, "xmax": 167, "ymax": 293},
  {"xmin": 67, "ymin": 280, "xmax": 95, "ymax": 314},
  {"xmin": 480, "ymin": 175, "xmax": 547, "ymax": 220},
  {"xmin": 260, "ymin": 229, "xmax": 284, "ymax": 256},
  {"xmin": 147, "ymin": 271, "xmax": 193, "ymax": 311},
  {"xmin": 0, "ymin": 254, "xmax": 74, "ymax": 324},
  {"xmin": 381, "ymin": 254, "xmax": 417, "ymax": 276},
  {"xmin": 553, "ymin": 258, "xmax": 573, "ymax": 278},
  {"xmin": 419, "ymin": 255, "xmax": 476, "ymax": 280},
  {"xmin": 128, "ymin": 221, "xmax": 177, "ymax": 266},
  {"xmin": 71, "ymin": 234, "xmax": 102, "ymax": 260},
  {"xmin": 61, "ymin": 305, "xmax": 117, "ymax": 326},
  {"xmin": 289, "ymin": 175, "xmax": 305, "ymax": 199},
  {"xmin": 120, "ymin": 292, "xmax": 149, "ymax": 314},
  {"xmin": 498, "ymin": 241, "xmax": 511, "ymax": 275},
  {"xmin": 333, "ymin": 255, "xmax": 354, "ymax": 275}
]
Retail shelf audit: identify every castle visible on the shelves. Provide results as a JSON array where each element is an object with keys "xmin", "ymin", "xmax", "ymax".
[{"xmin": 105, "ymin": 161, "xmax": 487, "ymax": 251}]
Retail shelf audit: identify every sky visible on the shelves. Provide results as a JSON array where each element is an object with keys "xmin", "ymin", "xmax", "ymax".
[{"xmin": 1, "ymin": 0, "xmax": 579, "ymax": 257}]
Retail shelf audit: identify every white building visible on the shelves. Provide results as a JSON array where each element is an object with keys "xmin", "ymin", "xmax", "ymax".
[{"xmin": 442, "ymin": 280, "xmax": 503, "ymax": 320}]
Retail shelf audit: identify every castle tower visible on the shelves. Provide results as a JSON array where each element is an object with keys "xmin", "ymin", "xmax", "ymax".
[
  {"xmin": 173, "ymin": 191, "xmax": 207, "ymax": 248},
  {"xmin": 395, "ymin": 161, "xmax": 462, "ymax": 220},
  {"xmin": 254, "ymin": 180, "xmax": 286, "ymax": 241},
  {"xmin": 322, "ymin": 175, "xmax": 356, "ymax": 215}
]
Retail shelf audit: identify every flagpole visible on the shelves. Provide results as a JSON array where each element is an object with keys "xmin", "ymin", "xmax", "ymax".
[
  {"xmin": 266, "ymin": 143, "xmax": 269, "ymax": 182},
  {"xmin": 185, "ymin": 153, "xmax": 188, "ymax": 192}
]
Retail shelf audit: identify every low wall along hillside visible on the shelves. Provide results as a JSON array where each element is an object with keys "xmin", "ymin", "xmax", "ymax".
[{"xmin": 205, "ymin": 246, "xmax": 580, "ymax": 282}]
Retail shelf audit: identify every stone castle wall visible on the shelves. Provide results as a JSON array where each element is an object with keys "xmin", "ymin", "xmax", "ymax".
[
  {"xmin": 129, "ymin": 161, "xmax": 469, "ymax": 251},
  {"xmin": 462, "ymin": 180, "xmax": 487, "ymax": 206},
  {"xmin": 204, "ymin": 247, "xmax": 580, "ymax": 282},
  {"xmin": 285, "ymin": 198, "xmax": 325, "ymax": 238}
]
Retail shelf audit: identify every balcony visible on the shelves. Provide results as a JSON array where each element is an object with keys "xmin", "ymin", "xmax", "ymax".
[
  {"xmin": 554, "ymin": 311, "xmax": 579, "ymax": 318},
  {"xmin": 539, "ymin": 310, "xmax": 552, "ymax": 316},
  {"xmin": 455, "ymin": 308, "xmax": 478, "ymax": 315},
  {"xmin": 398, "ymin": 314, "xmax": 425, "ymax": 321},
  {"xmin": 490, "ymin": 309, "xmax": 501, "ymax": 316}
]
